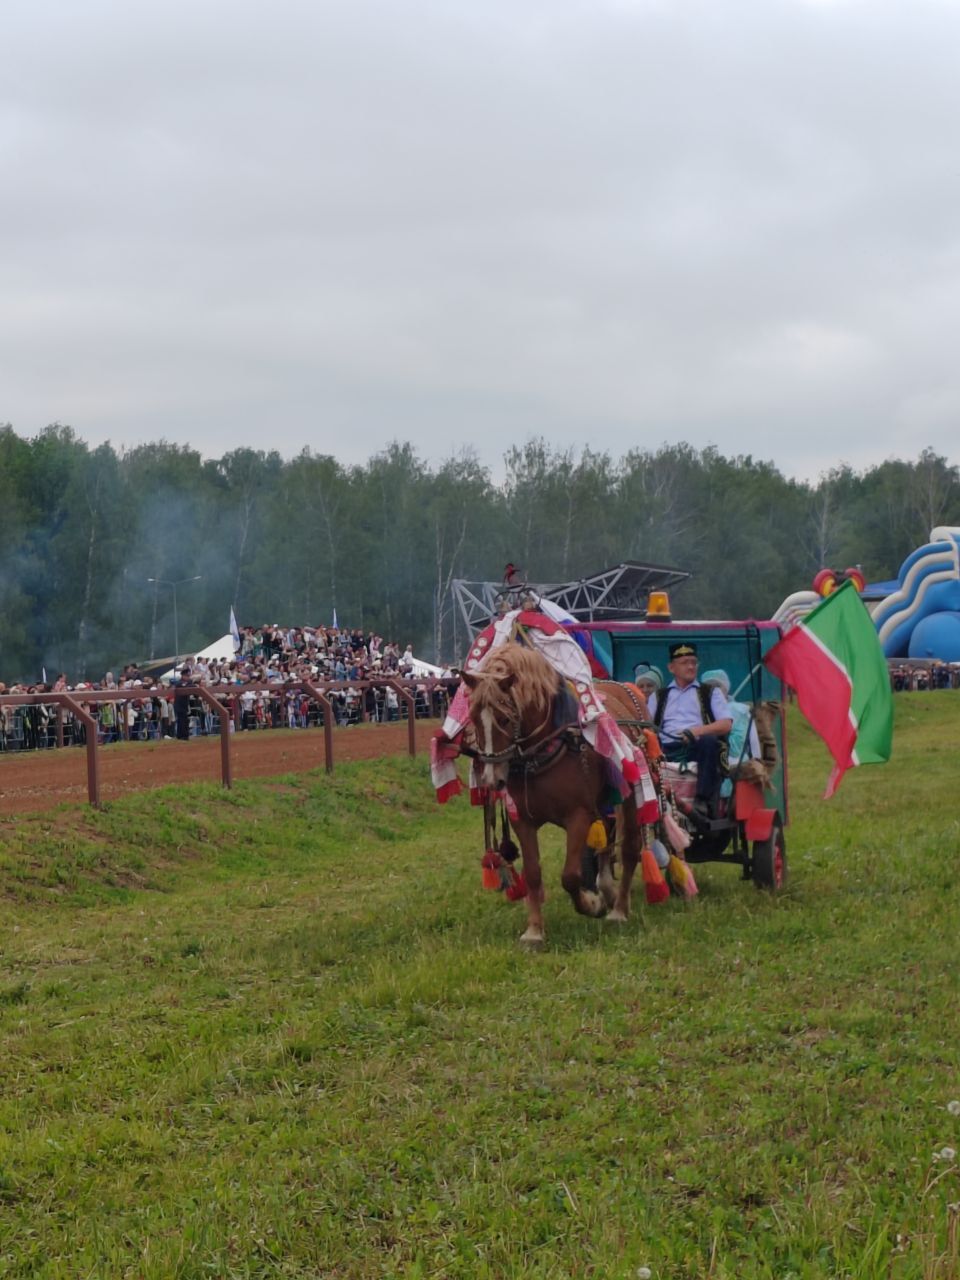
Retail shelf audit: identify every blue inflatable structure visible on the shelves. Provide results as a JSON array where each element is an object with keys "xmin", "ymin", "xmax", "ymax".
[{"xmin": 871, "ymin": 527, "xmax": 960, "ymax": 661}]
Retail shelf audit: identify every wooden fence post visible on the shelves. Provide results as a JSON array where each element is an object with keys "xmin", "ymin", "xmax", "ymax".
[
  {"xmin": 195, "ymin": 688, "xmax": 232, "ymax": 789},
  {"xmin": 57, "ymin": 695, "xmax": 101, "ymax": 808}
]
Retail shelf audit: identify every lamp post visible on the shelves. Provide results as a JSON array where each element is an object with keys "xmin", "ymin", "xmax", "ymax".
[{"xmin": 147, "ymin": 576, "xmax": 202, "ymax": 665}]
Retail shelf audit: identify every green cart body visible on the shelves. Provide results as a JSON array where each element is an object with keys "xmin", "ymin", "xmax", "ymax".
[{"xmin": 578, "ymin": 618, "xmax": 788, "ymax": 888}]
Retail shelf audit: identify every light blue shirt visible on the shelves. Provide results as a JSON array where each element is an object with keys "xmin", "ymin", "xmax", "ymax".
[{"xmin": 647, "ymin": 681, "xmax": 730, "ymax": 742}]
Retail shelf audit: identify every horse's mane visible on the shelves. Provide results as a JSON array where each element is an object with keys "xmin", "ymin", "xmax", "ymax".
[{"xmin": 469, "ymin": 642, "xmax": 560, "ymax": 719}]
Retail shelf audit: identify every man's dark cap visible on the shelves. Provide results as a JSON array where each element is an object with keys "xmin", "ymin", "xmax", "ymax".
[{"xmin": 669, "ymin": 641, "xmax": 698, "ymax": 660}]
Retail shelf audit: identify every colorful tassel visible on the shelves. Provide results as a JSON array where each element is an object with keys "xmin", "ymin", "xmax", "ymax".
[
  {"xmin": 651, "ymin": 838, "xmax": 671, "ymax": 870},
  {"xmin": 639, "ymin": 798, "xmax": 661, "ymax": 824},
  {"xmin": 667, "ymin": 853, "xmax": 699, "ymax": 899},
  {"xmin": 504, "ymin": 869, "xmax": 528, "ymax": 901},
  {"xmin": 681, "ymin": 859, "xmax": 698, "ymax": 897},
  {"xmin": 641, "ymin": 847, "xmax": 670, "ymax": 905},
  {"xmin": 587, "ymin": 820, "xmax": 608, "ymax": 852},
  {"xmin": 499, "ymin": 832, "xmax": 520, "ymax": 863},
  {"xmin": 667, "ymin": 852, "xmax": 687, "ymax": 893},
  {"xmin": 481, "ymin": 849, "xmax": 502, "ymax": 890},
  {"xmin": 663, "ymin": 807, "xmax": 692, "ymax": 851}
]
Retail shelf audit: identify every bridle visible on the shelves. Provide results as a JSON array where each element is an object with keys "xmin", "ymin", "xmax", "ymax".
[{"xmin": 463, "ymin": 693, "xmax": 578, "ymax": 775}]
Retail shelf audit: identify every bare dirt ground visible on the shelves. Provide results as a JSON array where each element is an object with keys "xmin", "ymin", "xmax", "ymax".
[{"xmin": 0, "ymin": 722, "xmax": 440, "ymax": 815}]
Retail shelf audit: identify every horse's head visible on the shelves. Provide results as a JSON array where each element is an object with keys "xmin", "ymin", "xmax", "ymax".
[
  {"xmin": 461, "ymin": 645, "xmax": 558, "ymax": 788},
  {"xmin": 461, "ymin": 667, "xmax": 519, "ymax": 787}
]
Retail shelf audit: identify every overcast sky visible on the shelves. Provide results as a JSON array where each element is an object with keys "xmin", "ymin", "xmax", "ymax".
[{"xmin": 2, "ymin": 0, "xmax": 959, "ymax": 481}]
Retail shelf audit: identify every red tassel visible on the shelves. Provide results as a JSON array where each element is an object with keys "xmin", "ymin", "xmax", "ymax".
[
  {"xmin": 639, "ymin": 798, "xmax": 661, "ymax": 824},
  {"xmin": 505, "ymin": 870, "xmax": 528, "ymax": 901},
  {"xmin": 641, "ymin": 847, "xmax": 670, "ymax": 905},
  {"xmin": 470, "ymin": 786, "xmax": 487, "ymax": 807},
  {"xmin": 481, "ymin": 849, "xmax": 502, "ymax": 890}
]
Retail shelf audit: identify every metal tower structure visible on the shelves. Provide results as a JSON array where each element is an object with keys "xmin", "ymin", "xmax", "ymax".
[{"xmin": 451, "ymin": 560, "xmax": 691, "ymax": 638}]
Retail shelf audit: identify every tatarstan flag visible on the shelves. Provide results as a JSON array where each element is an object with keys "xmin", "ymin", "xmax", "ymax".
[{"xmin": 764, "ymin": 579, "xmax": 893, "ymax": 798}]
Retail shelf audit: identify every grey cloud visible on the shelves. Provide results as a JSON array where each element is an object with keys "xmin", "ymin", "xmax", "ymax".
[{"xmin": 2, "ymin": 0, "xmax": 960, "ymax": 481}]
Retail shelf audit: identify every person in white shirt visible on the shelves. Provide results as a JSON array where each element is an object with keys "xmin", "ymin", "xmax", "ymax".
[{"xmin": 648, "ymin": 642, "xmax": 733, "ymax": 816}]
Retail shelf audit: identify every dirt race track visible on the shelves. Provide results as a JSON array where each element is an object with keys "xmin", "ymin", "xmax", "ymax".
[{"xmin": 0, "ymin": 722, "xmax": 441, "ymax": 816}]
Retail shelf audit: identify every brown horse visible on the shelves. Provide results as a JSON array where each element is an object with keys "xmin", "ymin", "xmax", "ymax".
[{"xmin": 461, "ymin": 643, "xmax": 641, "ymax": 946}]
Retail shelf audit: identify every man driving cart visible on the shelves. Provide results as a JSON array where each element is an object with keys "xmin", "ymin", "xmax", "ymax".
[{"xmin": 647, "ymin": 641, "xmax": 733, "ymax": 819}]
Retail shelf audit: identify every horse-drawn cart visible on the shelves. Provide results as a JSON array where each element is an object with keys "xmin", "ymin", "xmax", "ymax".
[
  {"xmin": 433, "ymin": 592, "xmax": 790, "ymax": 944},
  {"xmin": 577, "ymin": 617, "xmax": 788, "ymax": 890}
]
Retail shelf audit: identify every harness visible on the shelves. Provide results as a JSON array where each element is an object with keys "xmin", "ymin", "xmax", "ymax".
[
  {"xmin": 593, "ymin": 679, "xmax": 655, "ymax": 738},
  {"xmin": 463, "ymin": 711, "xmax": 582, "ymax": 776}
]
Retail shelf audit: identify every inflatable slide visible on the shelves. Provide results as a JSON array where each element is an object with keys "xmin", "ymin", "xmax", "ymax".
[
  {"xmin": 872, "ymin": 528, "xmax": 960, "ymax": 660},
  {"xmin": 772, "ymin": 532, "xmax": 960, "ymax": 663}
]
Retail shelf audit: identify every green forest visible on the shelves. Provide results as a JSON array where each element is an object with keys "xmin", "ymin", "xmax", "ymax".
[{"xmin": 1, "ymin": 423, "xmax": 958, "ymax": 683}]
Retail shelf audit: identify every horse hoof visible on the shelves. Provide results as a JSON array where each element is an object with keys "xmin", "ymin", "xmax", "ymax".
[
  {"xmin": 580, "ymin": 890, "xmax": 607, "ymax": 918},
  {"xmin": 606, "ymin": 907, "xmax": 628, "ymax": 923},
  {"xmin": 519, "ymin": 930, "xmax": 545, "ymax": 949},
  {"xmin": 599, "ymin": 886, "xmax": 617, "ymax": 910}
]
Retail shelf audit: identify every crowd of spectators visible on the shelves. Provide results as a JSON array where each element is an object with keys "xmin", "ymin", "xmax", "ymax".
[
  {"xmin": 889, "ymin": 661, "xmax": 959, "ymax": 691},
  {"xmin": 216, "ymin": 624, "xmax": 415, "ymax": 682},
  {"xmin": 0, "ymin": 624, "xmax": 457, "ymax": 753},
  {"xmin": 4, "ymin": 620, "xmax": 957, "ymax": 754}
]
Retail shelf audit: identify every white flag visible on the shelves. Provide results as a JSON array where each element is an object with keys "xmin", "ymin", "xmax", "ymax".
[
  {"xmin": 332, "ymin": 607, "xmax": 339, "ymax": 631},
  {"xmin": 42, "ymin": 666, "xmax": 47, "ymax": 684},
  {"xmin": 229, "ymin": 606, "xmax": 241, "ymax": 653}
]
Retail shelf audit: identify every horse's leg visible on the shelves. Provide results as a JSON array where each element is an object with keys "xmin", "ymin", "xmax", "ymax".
[
  {"xmin": 609, "ymin": 799, "xmax": 639, "ymax": 923},
  {"xmin": 561, "ymin": 808, "xmax": 607, "ymax": 917},
  {"xmin": 513, "ymin": 817, "xmax": 546, "ymax": 948},
  {"xmin": 597, "ymin": 842, "xmax": 617, "ymax": 910}
]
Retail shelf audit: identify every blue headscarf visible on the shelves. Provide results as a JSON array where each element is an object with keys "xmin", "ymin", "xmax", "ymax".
[
  {"xmin": 634, "ymin": 664, "xmax": 663, "ymax": 689},
  {"xmin": 701, "ymin": 668, "xmax": 731, "ymax": 693}
]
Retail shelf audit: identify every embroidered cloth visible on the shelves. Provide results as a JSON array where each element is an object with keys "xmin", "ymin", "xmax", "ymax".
[{"xmin": 430, "ymin": 609, "xmax": 658, "ymax": 820}]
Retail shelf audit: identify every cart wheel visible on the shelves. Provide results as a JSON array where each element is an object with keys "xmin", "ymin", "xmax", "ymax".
[{"xmin": 752, "ymin": 818, "xmax": 786, "ymax": 891}]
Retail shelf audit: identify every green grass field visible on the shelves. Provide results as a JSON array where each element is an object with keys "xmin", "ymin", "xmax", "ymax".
[{"xmin": 0, "ymin": 695, "xmax": 958, "ymax": 1279}]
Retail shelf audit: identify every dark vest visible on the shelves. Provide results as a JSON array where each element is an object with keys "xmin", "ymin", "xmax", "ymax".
[{"xmin": 653, "ymin": 682, "xmax": 715, "ymax": 734}]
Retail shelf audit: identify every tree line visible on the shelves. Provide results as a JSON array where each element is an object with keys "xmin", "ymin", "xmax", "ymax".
[{"xmin": 1, "ymin": 423, "xmax": 958, "ymax": 683}]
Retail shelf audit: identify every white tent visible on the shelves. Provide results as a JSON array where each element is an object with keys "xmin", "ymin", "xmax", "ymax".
[
  {"xmin": 193, "ymin": 633, "xmax": 238, "ymax": 662},
  {"xmin": 404, "ymin": 655, "xmax": 446, "ymax": 678},
  {"xmin": 161, "ymin": 634, "xmax": 236, "ymax": 680}
]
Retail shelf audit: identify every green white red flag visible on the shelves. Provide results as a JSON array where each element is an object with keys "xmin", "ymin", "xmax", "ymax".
[{"xmin": 764, "ymin": 579, "xmax": 893, "ymax": 797}]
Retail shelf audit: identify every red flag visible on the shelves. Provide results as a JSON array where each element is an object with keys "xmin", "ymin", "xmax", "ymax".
[{"xmin": 764, "ymin": 581, "xmax": 892, "ymax": 797}]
